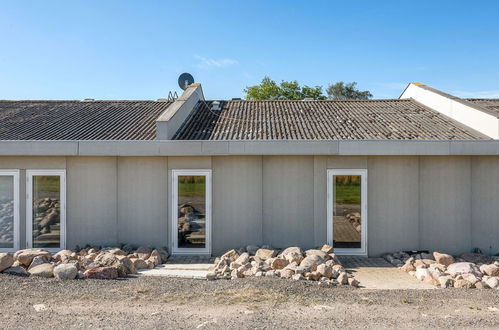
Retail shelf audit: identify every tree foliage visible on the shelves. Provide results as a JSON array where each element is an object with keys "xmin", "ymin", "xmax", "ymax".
[
  {"xmin": 326, "ymin": 82, "xmax": 372, "ymax": 100},
  {"xmin": 245, "ymin": 76, "xmax": 326, "ymax": 100},
  {"xmin": 244, "ymin": 77, "xmax": 372, "ymax": 101}
]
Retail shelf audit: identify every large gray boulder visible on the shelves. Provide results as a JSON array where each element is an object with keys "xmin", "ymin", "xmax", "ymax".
[
  {"xmin": 0, "ymin": 253, "xmax": 14, "ymax": 272},
  {"xmin": 54, "ymin": 263, "xmax": 78, "ymax": 280}
]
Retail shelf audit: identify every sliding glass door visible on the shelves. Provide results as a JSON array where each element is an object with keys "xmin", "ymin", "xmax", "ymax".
[
  {"xmin": 327, "ymin": 169, "xmax": 367, "ymax": 255},
  {"xmin": 171, "ymin": 170, "xmax": 211, "ymax": 254},
  {"xmin": 26, "ymin": 170, "xmax": 66, "ymax": 251}
]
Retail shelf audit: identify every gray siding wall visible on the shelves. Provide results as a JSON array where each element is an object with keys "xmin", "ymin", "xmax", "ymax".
[{"xmin": 1, "ymin": 155, "xmax": 499, "ymax": 256}]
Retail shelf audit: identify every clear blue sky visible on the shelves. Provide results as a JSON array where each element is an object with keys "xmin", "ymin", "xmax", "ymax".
[{"xmin": 1, "ymin": 1, "xmax": 499, "ymax": 100}]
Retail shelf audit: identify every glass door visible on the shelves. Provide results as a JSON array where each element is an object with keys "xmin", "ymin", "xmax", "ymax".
[
  {"xmin": 26, "ymin": 170, "xmax": 66, "ymax": 251},
  {"xmin": 171, "ymin": 170, "xmax": 211, "ymax": 255},
  {"xmin": 327, "ymin": 169, "xmax": 367, "ymax": 255}
]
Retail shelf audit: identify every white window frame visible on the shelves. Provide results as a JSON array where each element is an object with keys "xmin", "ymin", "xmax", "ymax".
[
  {"xmin": 26, "ymin": 170, "xmax": 66, "ymax": 252},
  {"xmin": 327, "ymin": 169, "xmax": 368, "ymax": 256},
  {"xmin": 0, "ymin": 170, "xmax": 20, "ymax": 252},
  {"xmin": 171, "ymin": 169, "xmax": 212, "ymax": 255}
]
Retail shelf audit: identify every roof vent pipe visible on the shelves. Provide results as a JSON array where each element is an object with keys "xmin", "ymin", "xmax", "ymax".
[
  {"xmin": 81, "ymin": 98, "xmax": 95, "ymax": 102},
  {"xmin": 211, "ymin": 101, "xmax": 221, "ymax": 111}
]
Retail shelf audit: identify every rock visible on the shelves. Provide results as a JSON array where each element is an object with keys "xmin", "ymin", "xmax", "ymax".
[
  {"xmin": 136, "ymin": 246, "xmax": 153, "ymax": 260},
  {"xmin": 328, "ymin": 253, "xmax": 341, "ymax": 265},
  {"xmin": 316, "ymin": 264, "xmax": 333, "ymax": 279},
  {"xmin": 429, "ymin": 263, "xmax": 447, "ymax": 272},
  {"xmin": 28, "ymin": 263, "xmax": 54, "ymax": 278},
  {"xmin": 305, "ymin": 271, "xmax": 321, "ymax": 281},
  {"xmin": 16, "ymin": 249, "xmax": 50, "ymax": 267},
  {"xmin": 459, "ymin": 253, "xmax": 492, "ymax": 265},
  {"xmin": 438, "ymin": 276, "xmax": 454, "ymax": 288},
  {"xmin": 305, "ymin": 249, "xmax": 327, "ymax": 259},
  {"xmin": 54, "ymin": 264, "xmax": 78, "ymax": 280},
  {"xmin": 206, "ymin": 272, "xmax": 217, "ymax": 281},
  {"xmin": 332, "ymin": 265, "xmax": 344, "ymax": 279},
  {"xmin": 480, "ymin": 264, "xmax": 499, "ymax": 277},
  {"xmin": 337, "ymin": 272, "xmax": 348, "ymax": 285},
  {"xmin": 348, "ymin": 278, "xmax": 359, "ymax": 287},
  {"xmin": 292, "ymin": 274, "xmax": 304, "ymax": 280},
  {"xmin": 284, "ymin": 261, "xmax": 298, "ymax": 271},
  {"xmin": 53, "ymin": 250, "xmax": 74, "ymax": 263},
  {"xmin": 300, "ymin": 255, "xmax": 324, "ymax": 271},
  {"xmin": 433, "ymin": 252, "xmax": 454, "ymax": 267},
  {"xmin": 28, "ymin": 256, "xmax": 48, "ymax": 270},
  {"xmin": 221, "ymin": 249, "xmax": 239, "ymax": 262},
  {"xmin": 84, "ymin": 266, "xmax": 119, "ymax": 279},
  {"xmin": 401, "ymin": 261, "xmax": 415, "ymax": 272},
  {"xmin": 454, "ymin": 279, "xmax": 474, "ymax": 289},
  {"xmin": 421, "ymin": 252, "xmax": 434, "ymax": 260},
  {"xmin": 148, "ymin": 250, "xmax": 162, "ymax": 267},
  {"xmin": 474, "ymin": 281, "xmax": 485, "ymax": 289},
  {"xmin": 2, "ymin": 266, "xmax": 28, "ymax": 276},
  {"xmin": 246, "ymin": 245, "xmax": 259, "ymax": 255},
  {"xmin": 235, "ymin": 252, "xmax": 250, "ymax": 265},
  {"xmin": 295, "ymin": 265, "xmax": 310, "ymax": 274},
  {"xmin": 415, "ymin": 268, "xmax": 431, "ymax": 281},
  {"xmin": 156, "ymin": 248, "xmax": 169, "ymax": 263},
  {"xmin": 121, "ymin": 244, "xmax": 135, "ymax": 254},
  {"xmin": 0, "ymin": 253, "xmax": 14, "ymax": 272},
  {"xmin": 320, "ymin": 244, "xmax": 334, "ymax": 254},
  {"xmin": 255, "ymin": 249, "xmax": 277, "ymax": 261},
  {"xmin": 484, "ymin": 276, "xmax": 499, "ymax": 289},
  {"xmin": 131, "ymin": 258, "xmax": 148, "ymax": 270},
  {"xmin": 94, "ymin": 253, "xmax": 119, "ymax": 267},
  {"xmin": 33, "ymin": 304, "xmax": 47, "ymax": 312},
  {"xmin": 116, "ymin": 255, "xmax": 137, "ymax": 274},
  {"xmin": 461, "ymin": 273, "xmax": 480, "ymax": 285},
  {"xmin": 271, "ymin": 258, "xmax": 289, "ymax": 270},
  {"xmin": 447, "ymin": 262, "xmax": 481, "ymax": 276},
  {"xmin": 265, "ymin": 270, "xmax": 277, "ymax": 278},
  {"xmin": 109, "ymin": 248, "xmax": 127, "ymax": 256},
  {"xmin": 280, "ymin": 268, "xmax": 294, "ymax": 279}
]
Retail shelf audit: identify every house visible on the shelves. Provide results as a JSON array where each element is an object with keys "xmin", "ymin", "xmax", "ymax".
[{"xmin": 0, "ymin": 82, "xmax": 498, "ymax": 257}]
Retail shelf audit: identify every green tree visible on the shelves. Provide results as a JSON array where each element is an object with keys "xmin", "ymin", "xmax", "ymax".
[
  {"xmin": 245, "ymin": 76, "xmax": 326, "ymax": 100},
  {"xmin": 326, "ymin": 82, "xmax": 372, "ymax": 100}
]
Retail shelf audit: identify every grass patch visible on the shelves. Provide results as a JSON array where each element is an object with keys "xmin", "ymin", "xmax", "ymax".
[{"xmin": 400, "ymin": 297, "xmax": 411, "ymax": 304}]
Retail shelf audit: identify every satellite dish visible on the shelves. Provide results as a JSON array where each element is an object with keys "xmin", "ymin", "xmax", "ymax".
[{"xmin": 178, "ymin": 73, "xmax": 195, "ymax": 90}]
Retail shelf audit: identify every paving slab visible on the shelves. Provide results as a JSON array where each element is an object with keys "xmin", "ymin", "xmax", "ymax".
[
  {"xmin": 137, "ymin": 261, "xmax": 213, "ymax": 279},
  {"xmin": 340, "ymin": 257, "xmax": 435, "ymax": 290}
]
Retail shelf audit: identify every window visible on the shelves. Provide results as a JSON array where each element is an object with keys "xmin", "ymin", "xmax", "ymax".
[
  {"xmin": 327, "ymin": 169, "xmax": 367, "ymax": 255},
  {"xmin": 171, "ymin": 170, "xmax": 211, "ymax": 254},
  {"xmin": 26, "ymin": 170, "xmax": 66, "ymax": 251},
  {"xmin": 0, "ymin": 170, "xmax": 19, "ymax": 252}
]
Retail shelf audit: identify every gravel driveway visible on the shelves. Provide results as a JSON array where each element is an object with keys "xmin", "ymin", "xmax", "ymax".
[{"xmin": 1, "ymin": 274, "xmax": 498, "ymax": 329}]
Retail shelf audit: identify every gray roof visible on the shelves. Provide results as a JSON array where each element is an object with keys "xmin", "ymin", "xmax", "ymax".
[
  {"xmin": 0, "ymin": 100, "xmax": 172, "ymax": 140},
  {"xmin": 465, "ymin": 99, "xmax": 499, "ymax": 118},
  {"xmin": 173, "ymin": 99, "xmax": 489, "ymax": 140}
]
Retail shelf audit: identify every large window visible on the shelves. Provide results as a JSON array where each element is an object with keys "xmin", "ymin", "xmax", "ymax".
[
  {"xmin": 171, "ymin": 170, "xmax": 211, "ymax": 254},
  {"xmin": 0, "ymin": 170, "xmax": 19, "ymax": 252},
  {"xmin": 327, "ymin": 169, "xmax": 367, "ymax": 255},
  {"xmin": 27, "ymin": 170, "xmax": 66, "ymax": 251}
]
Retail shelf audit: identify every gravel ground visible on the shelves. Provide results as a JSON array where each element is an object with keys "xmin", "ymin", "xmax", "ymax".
[{"xmin": 1, "ymin": 274, "xmax": 498, "ymax": 329}]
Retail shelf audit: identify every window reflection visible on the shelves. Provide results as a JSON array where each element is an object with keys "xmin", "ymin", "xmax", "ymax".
[
  {"xmin": 33, "ymin": 176, "xmax": 61, "ymax": 248},
  {"xmin": 0, "ymin": 176, "xmax": 14, "ymax": 249},
  {"xmin": 177, "ymin": 176, "xmax": 206, "ymax": 249},
  {"xmin": 333, "ymin": 175, "xmax": 361, "ymax": 249}
]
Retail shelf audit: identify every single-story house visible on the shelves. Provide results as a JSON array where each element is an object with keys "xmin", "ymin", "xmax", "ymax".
[{"xmin": 0, "ymin": 82, "xmax": 498, "ymax": 257}]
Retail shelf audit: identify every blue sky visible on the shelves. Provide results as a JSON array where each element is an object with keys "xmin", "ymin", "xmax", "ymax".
[{"xmin": 1, "ymin": 1, "xmax": 499, "ymax": 100}]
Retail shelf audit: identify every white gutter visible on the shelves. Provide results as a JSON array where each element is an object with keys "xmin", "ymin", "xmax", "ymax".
[
  {"xmin": 0, "ymin": 140, "xmax": 499, "ymax": 156},
  {"xmin": 400, "ymin": 82, "xmax": 499, "ymax": 139}
]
